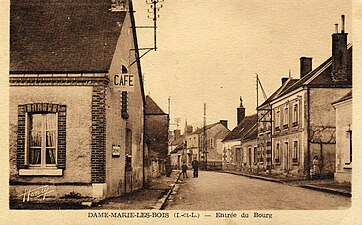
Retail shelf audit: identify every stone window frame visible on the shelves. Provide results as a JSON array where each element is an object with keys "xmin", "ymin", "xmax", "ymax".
[
  {"xmin": 17, "ymin": 103, "xmax": 66, "ymax": 176},
  {"xmin": 274, "ymin": 107, "xmax": 281, "ymax": 131},
  {"xmin": 274, "ymin": 142, "xmax": 280, "ymax": 164},
  {"xmin": 253, "ymin": 147, "xmax": 257, "ymax": 164},
  {"xmin": 283, "ymin": 105, "xmax": 289, "ymax": 129},
  {"xmin": 292, "ymin": 103, "xmax": 299, "ymax": 126},
  {"xmin": 292, "ymin": 140, "xmax": 299, "ymax": 164}
]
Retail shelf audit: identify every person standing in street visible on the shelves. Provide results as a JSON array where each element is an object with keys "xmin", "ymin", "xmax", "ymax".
[
  {"xmin": 181, "ymin": 162, "xmax": 188, "ymax": 178},
  {"xmin": 192, "ymin": 158, "xmax": 199, "ymax": 178},
  {"xmin": 312, "ymin": 155, "xmax": 320, "ymax": 179}
]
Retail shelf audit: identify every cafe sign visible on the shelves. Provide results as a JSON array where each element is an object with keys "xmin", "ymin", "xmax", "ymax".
[{"xmin": 113, "ymin": 74, "xmax": 134, "ymax": 92}]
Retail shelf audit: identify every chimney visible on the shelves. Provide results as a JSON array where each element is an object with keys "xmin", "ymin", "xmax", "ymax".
[
  {"xmin": 300, "ymin": 57, "xmax": 312, "ymax": 78},
  {"xmin": 220, "ymin": 120, "xmax": 228, "ymax": 129},
  {"xmin": 281, "ymin": 77, "xmax": 289, "ymax": 85},
  {"xmin": 185, "ymin": 125, "xmax": 193, "ymax": 135},
  {"xmin": 174, "ymin": 129, "xmax": 181, "ymax": 140},
  {"xmin": 237, "ymin": 97, "xmax": 245, "ymax": 124},
  {"xmin": 331, "ymin": 15, "xmax": 348, "ymax": 81}
]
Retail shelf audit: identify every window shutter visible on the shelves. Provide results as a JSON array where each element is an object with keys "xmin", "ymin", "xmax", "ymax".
[
  {"xmin": 16, "ymin": 105, "xmax": 27, "ymax": 168},
  {"xmin": 57, "ymin": 105, "xmax": 67, "ymax": 169}
]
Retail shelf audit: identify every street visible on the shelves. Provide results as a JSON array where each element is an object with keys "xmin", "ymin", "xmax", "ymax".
[{"xmin": 165, "ymin": 171, "xmax": 350, "ymax": 210}]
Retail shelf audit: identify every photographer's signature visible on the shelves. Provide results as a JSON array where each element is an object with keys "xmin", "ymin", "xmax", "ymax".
[{"xmin": 19, "ymin": 185, "xmax": 54, "ymax": 202}]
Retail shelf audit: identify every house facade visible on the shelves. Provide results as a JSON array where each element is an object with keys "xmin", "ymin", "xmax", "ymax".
[
  {"xmin": 169, "ymin": 129, "xmax": 186, "ymax": 170},
  {"xmin": 144, "ymin": 95, "xmax": 169, "ymax": 180},
  {"xmin": 9, "ymin": 0, "xmax": 145, "ymax": 199},
  {"xmin": 257, "ymin": 16, "xmax": 352, "ymax": 178},
  {"xmin": 192, "ymin": 121, "xmax": 230, "ymax": 170},
  {"xmin": 222, "ymin": 112, "xmax": 258, "ymax": 172},
  {"xmin": 332, "ymin": 91, "xmax": 352, "ymax": 183}
]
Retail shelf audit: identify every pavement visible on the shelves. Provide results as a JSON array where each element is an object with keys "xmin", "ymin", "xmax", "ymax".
[
  {"xmin": 10, "ymin": 171, "xmax": 181, "ymax": 210},
  {"xmin": 165, "ymin": 170, "xmax": 351, "ymax": 210},
  {"xmin": 222, "ymin": 170, "xmax": 351, "ymax": 197},
  {"xmin": 96, "ymin": 171, "xmax": 181, "ymax": 210}
]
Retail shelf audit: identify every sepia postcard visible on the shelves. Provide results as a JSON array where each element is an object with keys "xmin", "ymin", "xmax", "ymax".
[{"xmin": 1, "ymin": 0, "xmax": 362, "ymax": 224}]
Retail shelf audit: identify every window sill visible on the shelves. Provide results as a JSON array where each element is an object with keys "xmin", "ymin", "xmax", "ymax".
[
  {"xmin": 343, "ymin": 163, "xmax": 352, "ymax": 169},
  {"xmin": 19, "ymin": 168, "xmax": 63, "ymax": 176}
]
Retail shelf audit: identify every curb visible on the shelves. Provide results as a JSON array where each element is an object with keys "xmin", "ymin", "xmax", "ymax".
[
  {"xmin": 152, "ymin": 171, "xmax": 182, "ymax": 210},
  {"xmin": 300, "ymin": 184, "xmax": 351, "ymax": 197},
  {"xmin": 223, "ymin": 171, "xmax": 285, "ymax": 184},
  {"xmin": 222, "ymin": 170, "xmax": 351, "ymax": 197}
]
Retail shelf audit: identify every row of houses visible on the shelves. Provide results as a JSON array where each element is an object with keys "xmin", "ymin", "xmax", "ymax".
[
  {"xmin": 222, "ymin": 15, "xmax": 352, "ymax": 183},
  {"xmin": 169, "ymin": 121, "xmax": 230, "ymax": 170},
  {"xmin": 9, "ymin": 0, "xmax": 169, "ymax": 200}
]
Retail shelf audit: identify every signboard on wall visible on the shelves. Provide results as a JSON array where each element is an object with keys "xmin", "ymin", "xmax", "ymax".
[
  {"xmin": 113, "ymin": 74, "xmax": 134, "ymax": 92},
  {"xmin": 112, "ymin": 145, "xmax": 121, "ymax": 157}
]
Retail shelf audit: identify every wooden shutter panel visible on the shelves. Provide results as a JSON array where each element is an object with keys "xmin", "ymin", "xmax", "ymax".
[
  {"xmin": 57, "ymin": 105, "xmax": 67, "ymax": 169},
  {"xmin": 16, "ymin": 105, "xmax": 27, "ymax": 168}
]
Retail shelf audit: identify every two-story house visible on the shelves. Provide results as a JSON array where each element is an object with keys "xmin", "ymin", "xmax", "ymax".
[{"xmin": 259, "ymin": 15, "xmax": 352, "ymax": 178}]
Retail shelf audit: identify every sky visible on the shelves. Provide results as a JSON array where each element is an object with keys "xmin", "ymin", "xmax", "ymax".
[{"xmin": 132, "ymin": 0, "xmax": 352, "ymax": 131}]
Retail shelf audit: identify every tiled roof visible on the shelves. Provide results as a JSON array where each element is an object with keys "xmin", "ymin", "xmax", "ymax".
[
  {"xmin": 258, "ymin": 45, "xmax": 352, "ymax": 108},
  {"xmin": 242, "ymin": 124, "xmax": 257, "ymax": 142},
  {"xmin": 222, "ymin": 114, "xmax": 257, "ymax": 142},
  {"xmin": 170, "ymin": 134, "xmax": 185, "ymax": 147},
  {"xmin": 145, "ymin": 95, "xmax": 167, "ymax": 115},
  {"xmin": 10, "ymin": 0, "xmax": 126, "ymax": 73},
  {"xmin": 332, "ymin": 90, "xmax": 352, "ymax": 104},
  {"xmin": 258, "ymin": 79, "xmax": 298, "ymax": 109},
  {"xmin": 193, "ymin": 122, "xmax": 220, "ymax": 134},
  {"xmin": 170, "ymin": 139, "xmax": 186, "ymax": 154}
]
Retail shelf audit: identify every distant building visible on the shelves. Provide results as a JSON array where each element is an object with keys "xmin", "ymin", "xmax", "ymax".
[
  {"xmin": 222, "ymin": 99, "xmax": 257, "ymax": 172},
  {"xmin": 257, "ymin": 15, "xmax": 352, "ymax": 178},
  {"xmin": 9, "ymin": 0, "xmax": 145, "ymax": 199},
  {"xmin": 189, "ymin": 121, "xmax": 229, "ymax": 170},
  {"xmin": 332, "ymin": 91, "xmax": 352, "ymax": 183},
  {"xmin": 169, "ymin": 131, "xmax": 186, "ymax": 170},
  {"xmin": 144, "ymin": 95, "xmax": 169, "ymax": 180}
]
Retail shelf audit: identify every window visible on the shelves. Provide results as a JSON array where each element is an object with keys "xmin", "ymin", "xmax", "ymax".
[
  {"xmin": 126, "ymin": 128, "xmax": 132, "ymax": 156},
  {"xmin": 292, "ymin": 141, "xmax": 298, "ymax": 162},
  {"xmin": 253, "ymin": 147, "xmax": 257, "ymax": 163},
  {"xmin": 17, "ymin": 103, "xmax": 66, "ymax": 176},
  {"xmin": 122, "ymin": 65, "xmax": 128, "ymax": 74},
  {"xmin": 283, "ymin": 106, "xmax": 289, "ymax": 127},
  {"xmin": 284, "ymin": 142, "xmax": 289, "ymax": 161},
  {"xmin": 293, "ymin": 104, "xmax": 298, "ymax": 126},
  {"xmin": 121, "ymin": 91, "xmax": 129, "ymax": 119},
  {"xmin": 275, "ymin": 108, "xmax": 280, "ymax": 130},
  {"xmin": 235, "ymin": 148, "xmax": 241, "ymax": 163},
  {"xmin": 275, "ymin": 143, "xmax": 280, "ymax": 163},
  {"xmin": 248, "ymin": 147, "xmax": 252, "ymax": 164},
  {"xmin": 346, "ymin": 126, "xmax": 352, "ymax": 164},
  {"xmin": 28, "ymin": 113, "xmax": 57, "ymax": 166}
]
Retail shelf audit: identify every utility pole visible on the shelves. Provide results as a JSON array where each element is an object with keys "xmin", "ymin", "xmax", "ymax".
[
  {"xmin": 203, "ymin": 103, "xmax": 208, "ymax": 170},
  {"xmin": 129, "ymin": 0, "xmax": 164, "ymax": 67},
  {"xmin": 146, "ymin": 0, "xmax": 164, "ymax": 51},
  {"xmin": 168, "ymin": 96, "xmax": 171, "ymax": 122}
]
